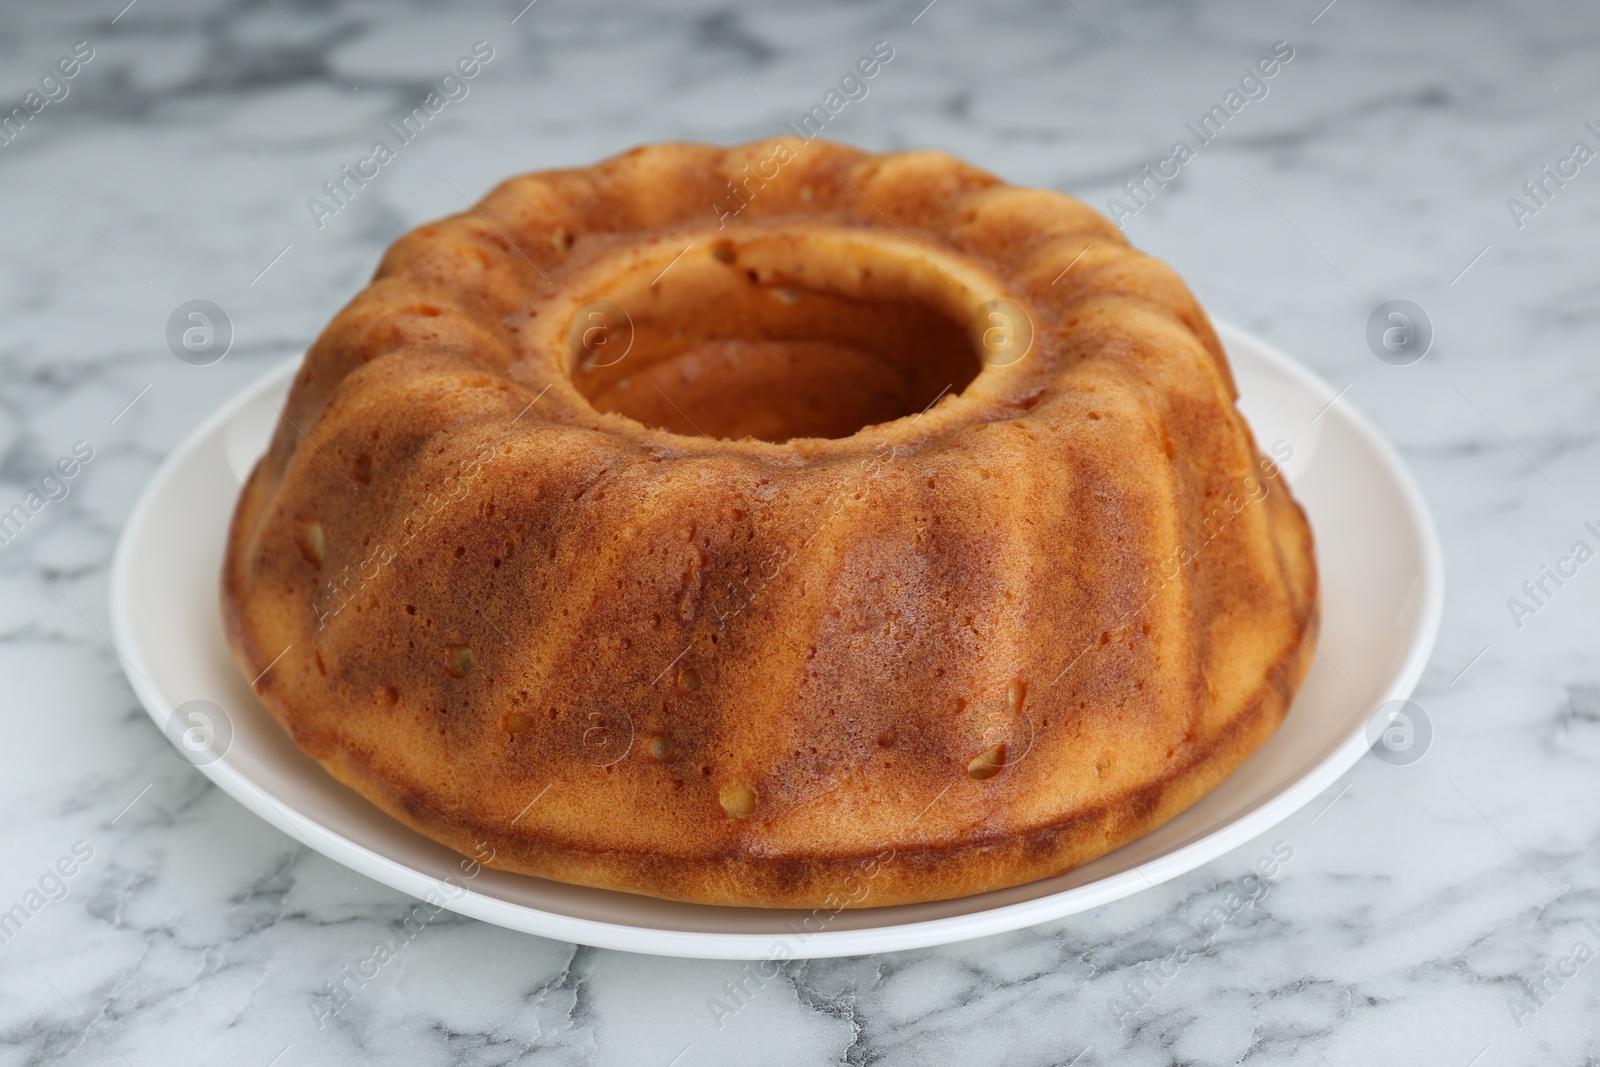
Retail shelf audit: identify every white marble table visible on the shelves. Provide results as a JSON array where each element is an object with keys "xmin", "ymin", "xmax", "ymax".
[{"xmin": 2, "ymin": 0, "xmax": 1597, "ymax": 1063}]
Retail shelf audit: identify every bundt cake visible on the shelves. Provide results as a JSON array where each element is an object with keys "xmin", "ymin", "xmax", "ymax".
[{"xmin": 222, "ymin": 139, "xmax": 1318, "ymax": 909}]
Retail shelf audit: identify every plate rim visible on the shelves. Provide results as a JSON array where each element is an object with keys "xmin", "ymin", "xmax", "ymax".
[{"xmin": 108, "ymin": 320, "xmax": 1445, "ymax": 959}]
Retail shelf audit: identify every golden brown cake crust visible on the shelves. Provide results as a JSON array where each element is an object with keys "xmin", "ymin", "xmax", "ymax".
[{"xmin": 221, "ymin": 139, "xmax": 1318, "ymax": 909}]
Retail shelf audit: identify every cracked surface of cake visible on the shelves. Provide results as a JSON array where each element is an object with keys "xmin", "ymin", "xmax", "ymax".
[{"xmin": 222, "ymin": 139, "xmax": 1319, "ymax": 908}]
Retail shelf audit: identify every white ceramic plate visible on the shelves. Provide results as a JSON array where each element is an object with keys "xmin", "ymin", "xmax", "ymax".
[{"xmin": 109, "ymin": 321, "xmax": 1443, "ymax": 960}]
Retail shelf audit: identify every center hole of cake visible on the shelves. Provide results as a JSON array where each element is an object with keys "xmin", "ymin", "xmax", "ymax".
[{"xmin": 566, "ymin": 236, "xmax": 985, "ymax": 443}]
